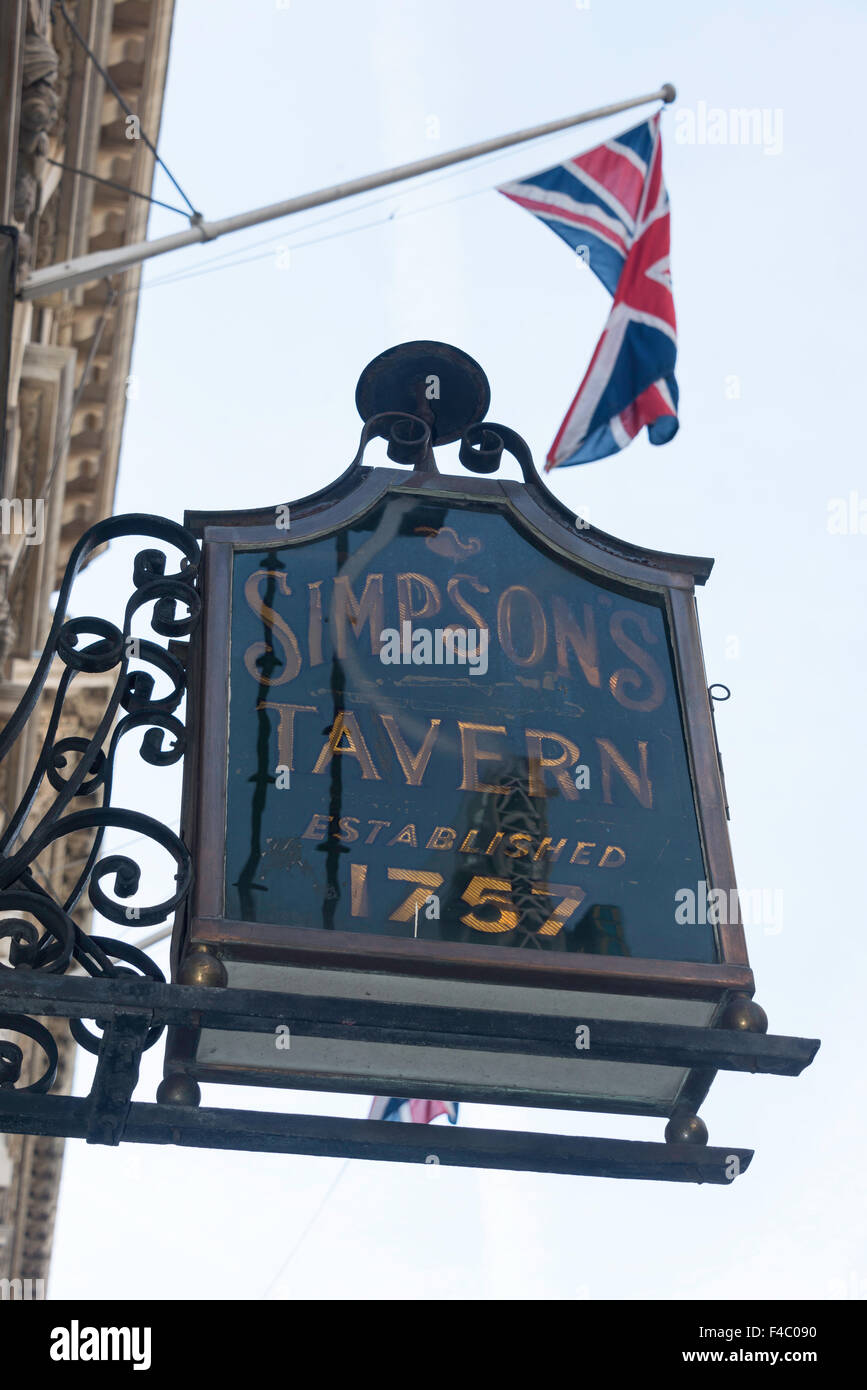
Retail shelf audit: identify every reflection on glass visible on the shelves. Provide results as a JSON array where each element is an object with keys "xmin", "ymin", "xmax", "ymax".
[{"xmin": 223, "ymin": 495, "xmax": 716, "ymax": 964}]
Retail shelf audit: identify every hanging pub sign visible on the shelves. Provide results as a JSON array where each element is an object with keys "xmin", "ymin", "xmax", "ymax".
[{"xmin": 166, "ymin": 343, "xmax": 759, "ymax": 1119}]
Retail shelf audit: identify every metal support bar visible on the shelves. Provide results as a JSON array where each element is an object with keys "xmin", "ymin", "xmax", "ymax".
[
  {"xmin": 0, "ymin": 1090, "xmax": 750, "ymax": 1183},
  {"xmin": 86, "ymin": 1012, "xmax": 152, "ymax": 1146},
  {"xmin": 0, "ymin": 973, "xmax": 820, "ymax": 1077},
  {"xmin": 19, "ymin": 84, "xmax": 676, "ymax": 299}
]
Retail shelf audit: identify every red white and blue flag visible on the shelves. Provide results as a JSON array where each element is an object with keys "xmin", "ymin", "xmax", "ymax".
[
  {"xmin": 368, "ymin": 1097, "xmax": 459, "ymax": 1125},
  {"xmin": 498, "ymin": 113, "xmax": 678, "ymax": 470}
]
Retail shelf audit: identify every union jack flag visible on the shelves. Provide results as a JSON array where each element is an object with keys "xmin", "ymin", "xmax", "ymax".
[
  {"xmin": 498, "ymin": 113, "xmax": 678, "ymax": 470},
  {"xmin": 368, "ymin": 1097, "xmax": 459, "ymax": 1125}
]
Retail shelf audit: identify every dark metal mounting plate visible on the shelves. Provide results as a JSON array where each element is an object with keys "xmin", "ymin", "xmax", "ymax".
[{"xmin": 355, "ymin": 340, "xmax": 491, "ymax": 444}]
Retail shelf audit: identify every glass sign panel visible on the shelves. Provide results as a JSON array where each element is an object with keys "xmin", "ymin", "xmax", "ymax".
[{"xmin": 223, "ymin": 494, "xmax": 716, "ymax": 963}]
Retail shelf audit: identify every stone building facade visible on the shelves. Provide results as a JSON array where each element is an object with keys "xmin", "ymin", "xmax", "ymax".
[{"xmin": 0, "ymin": 0, "xmax": 176, "ymax": 1292}]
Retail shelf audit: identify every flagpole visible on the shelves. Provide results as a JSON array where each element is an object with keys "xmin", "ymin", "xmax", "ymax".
[{"xmin": 19, "ymin": 84, "xmax": 676, "ymax": 301}]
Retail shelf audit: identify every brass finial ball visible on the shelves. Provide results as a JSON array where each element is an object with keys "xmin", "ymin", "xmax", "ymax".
[
  {"xmin": 665, "ymin": 1112, "xmax": 709, "ymax": 1146},
  {"xmin": 156, "ymin": 1074, "xmax": 201, "ymax": 1107},
  {"xmin": 178, "ymin": 945, "xmax": 228, "ymax": 989},
  {"xmin": 721, "ymin": 996, "xmax": 769, "ymax": 1033}
]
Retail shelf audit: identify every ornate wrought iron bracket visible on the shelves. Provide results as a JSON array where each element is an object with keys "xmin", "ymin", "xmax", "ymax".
[{"xmin": 0, "ymin": 513, "xmax": 200, "ymax": 1073}]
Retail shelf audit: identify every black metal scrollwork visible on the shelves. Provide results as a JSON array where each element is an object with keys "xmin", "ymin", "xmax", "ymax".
[
  {"xmin": 0, "ymin": 514, "xmax": 201, "ymax": 1072},
  {"xmin": 0, "ymin": 1013, "xmax": 58, "ymax": 1093},
  {"xmin": 344, "ymin": 408, "xmax": 546, "ymax": 486}
]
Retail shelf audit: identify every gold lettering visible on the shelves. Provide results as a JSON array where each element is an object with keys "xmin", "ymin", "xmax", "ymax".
[
  {"xmin": 503, "ymin": 833, "xmax": 532, "ymax": 858},
  {"xmin": 397, "ymin": 572, "xmax": 441, "ymax": 629},
  {"xmin": 533, "ymin": 837, "xmax": 568, "ymax": 863},
  {"xmin": 426, "ymin": 826, "xmax": 456, "ymax": 850},
  {"xmin": 256, "ymin": 702, "xmax": 317, "ymax": 769},
  {"xmin": 597, "ymin": 737, "xmax": 653, "ymax": 809},
  {"xmin": 332, "ymin": 574, "xmax": 384, "ymax": 658},
  {"xmin": 525, "ymin": 728, "xmax": 581, "ymax": 799},
  {"xmin": 458, "ymin": 722, "xmax": 509, "ymax": 793},
  {"xmin": 531, "ymin": 882, "xmax": 587, "ymax": 936},
  {"xmin": 388, "ymin": 824, "xmax": 418, "ymax": 848},
  {"xmin": 497, "ymin": 586, "xmax": 547, "ymax": 666},
  {"xmin": 569, "ymin": 841, "xmax": 597, "ymax": 865},
  {"xmin": 365, "ymin": 820, "xmax": 390, "ymax": 843},
  {"xmin": 447, "ymin": 574, "xmax": 489, "ymax": 633},
  {"xmin": 552, "ymin": 597, "xmax": 600, "ymax": 686},
  {"xmin": 302, "ymin": 813, "xmax": 330, "ymax": 840},
  {"xmin": 379, "ymin": 713, "xmax": 441, "ymax": 786},
  {"xmin": 350, "ymin": 862, "xmax": 368, "ymax": 916},
  {"xmin": 460, "ymin": 876, "xmax": 518, "ymax": 934},
  {"xmin": 609, "ymin": 610, "xmax": 666, "ymax": 712},
  {"xmin": 312, "ymin": 711, "xmax": 381, "ymax": 780},
  {"xmin": 387, "ymin": 868, "xmax": 444, "ymax": 922},
  {"xmin": 599, "ymin": 844, "xmax": 627, "ymax": 868},
  {"xmin": 243, "ymin": 570, "xmax": 302, "ymax": 686}
]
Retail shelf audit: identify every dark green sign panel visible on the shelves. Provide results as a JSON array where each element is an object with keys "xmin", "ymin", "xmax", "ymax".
[{"xmin": 222, "ymin": 494, "xmax": 715, "ymax": 964}]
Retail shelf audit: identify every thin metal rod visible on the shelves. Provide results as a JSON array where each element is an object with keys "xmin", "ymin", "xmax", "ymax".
[
  {"xmin": 19, "ymin": 83, "xmax": 676, "ymax": 300},
  {"xmin": 43, "ymin": 156, "xmax": 191, "ymax": 218},
  {"xmin": 53, "ymin": 0, "xmax": 199, "ymax": 218},
  {"xmin": 262, "ymin": 1158, "xmax": 351, "ymax": 1297}
]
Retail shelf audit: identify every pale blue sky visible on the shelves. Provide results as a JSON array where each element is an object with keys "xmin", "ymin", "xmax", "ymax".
[{"xmin": 49, "ymin": 0, "xmax": 865, "ymax": 1299}]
